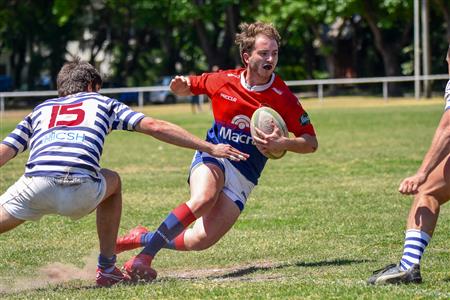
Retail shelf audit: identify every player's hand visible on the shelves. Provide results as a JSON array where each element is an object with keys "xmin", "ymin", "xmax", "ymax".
[
  {"xmin": 169, "ymin": 76, "xmax": 192, "ymax": 96},
  {"xmin": 252, "ymin": 122, "xmax": 286, "ymax": 154},
  {"xmin": 398, "ymin": 173, "xmax": 427, "ymax": 195},
  {"xmin": 210, "ymin": 144, "xmax": 249, "ymax": 161}
]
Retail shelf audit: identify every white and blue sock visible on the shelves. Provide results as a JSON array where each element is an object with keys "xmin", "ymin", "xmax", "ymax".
[
  {"xmin": 97, "ymin": 254, "xmax": 116, "ymax": 273},
  {"xmin": 399, "ymin": 229, "xmax": 431, "ymax": 271}
]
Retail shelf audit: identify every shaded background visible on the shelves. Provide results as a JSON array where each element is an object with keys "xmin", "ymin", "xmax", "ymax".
[{"xmin": 0, "ymin": 0, "xmax": 448, "ymax": 95}]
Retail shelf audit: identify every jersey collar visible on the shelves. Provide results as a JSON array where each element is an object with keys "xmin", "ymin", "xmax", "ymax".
[{"xmin": 240, "ymin": 71, "xmax": 275, "ymax": 92}]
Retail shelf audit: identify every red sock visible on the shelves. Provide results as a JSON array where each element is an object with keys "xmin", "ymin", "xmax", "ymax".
[{"xmin": 172, "ymin": 230, "xmax": 187, "ymax": 251}]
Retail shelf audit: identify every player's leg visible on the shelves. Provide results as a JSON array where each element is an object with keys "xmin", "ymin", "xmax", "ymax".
[
  {"xmin": 95, "ymin": 168, "xmax": 130, "ymax": 287},
  {"xmin": 117, "ymin": 155, "xmax": 252, "ymax": 253},
  {"xmin": 180, "ymin": 192, "xmax": 240, "ymax": 251},
  {"xmin": 122, "ymin": 163, "xmax": 224, "ymax": 281},
  {"xmin": 368, "ymin": 154, "xmax": 450, "ymax": 285},
  {"xmin": 397, "ymin": 154, "xmax": 450, "ymax": 270},
  {"xmin": 0, "ymin": 206, "xmax": 25, "ymax": 234},
  {"xmin": 139, "ymin": 163, "xmax": 225, "ymax": 250},
  {"xmin": 115, "ymin": 150, "xmax": 226, "ymax": 254},
  {"xmin": 118, "ymin": 193, "xmax": 240, "ymax": 252},
  {"xmin": 97, "ymin": 169, "xmax": 122, "ymax": 257},
  {"xmin": 172, "ymin": 160, "xmax": 250, "ymax": 251},
  {"xmin": 186, "ymin": 163, "xmax": 225, "ymax": 215}
]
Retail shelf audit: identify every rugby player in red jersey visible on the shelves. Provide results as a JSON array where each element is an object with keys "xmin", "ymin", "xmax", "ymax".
[{"xmin": 118, "ymin": 22, "xmax": 318, "ymax": 282}]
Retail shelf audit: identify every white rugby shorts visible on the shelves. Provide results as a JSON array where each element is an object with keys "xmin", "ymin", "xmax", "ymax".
[
  {"xmin": 0, "ymin": 175, "xmax": 106, "ymax": 221},
  {"xmin": 190, "ymin": 151, "xmax": 255, "ymax": 211}
]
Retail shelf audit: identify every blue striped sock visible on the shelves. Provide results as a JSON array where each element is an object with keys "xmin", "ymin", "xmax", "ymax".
[
  {"xmin": 97, "ymin": 254, "xmax": 116, "ymax": 272},
  {"xmin": 141, "ymin": 203, "xmax": 195, "ymax": 257},
  {"xmin": 399, "ymin": 229, "xmax": 431, "ymax": 271},
  {"xmin": 141, "ymin": 232, "xmax": 177, "ymax": 249}
]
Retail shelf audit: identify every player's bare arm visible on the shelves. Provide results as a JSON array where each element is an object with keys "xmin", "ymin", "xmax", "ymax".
[
  {"xmin": 446, "ymin": 45, "xmax": 450, "ymax": 74},
  {"xmin": 170, "ymin": 75, "xmax": 194, "ymax": 96},
  {"xmin": 253, "ymin": 126, "xmax": 318, "ymax": 154},
  {"xmin": 0, "ymin": 144, "xmax": 16, "ymax": 168},
  {"xmin": 135, "ymin": 117, "xmax": 248, "ymax": 161},
  {"xmin": 399, "ymin": 110, "xmax": 450, "ymax": 195}
]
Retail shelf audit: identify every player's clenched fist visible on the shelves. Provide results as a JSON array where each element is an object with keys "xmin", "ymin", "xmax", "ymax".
[
  {"xmin": 398, "ymin": 173, "xmax": 427, "ymax": 195},
  {"xmin": 169, "ymin": 76, "xmax": 192, "ymax": 96}
]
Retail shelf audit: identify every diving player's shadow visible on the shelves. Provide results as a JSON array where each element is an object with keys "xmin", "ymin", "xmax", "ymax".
[{"xmin": 207, "ymin": 258, "xmax": 370, "ymax": 280}]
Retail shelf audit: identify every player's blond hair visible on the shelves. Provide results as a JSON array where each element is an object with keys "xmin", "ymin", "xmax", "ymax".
[{"xmin": 235, "ymin": 22, "xmax": 281, "ymax": 66}]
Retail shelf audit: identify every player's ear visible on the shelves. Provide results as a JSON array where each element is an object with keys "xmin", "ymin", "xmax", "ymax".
[
  {"xmin": 86, "ymin": 82, "xmax": 93, "ymax": 92},
  {"xmin": 243, "ymin": 52, "xmax": 250, "ymax": 65},
  {"xmin": 87, "ymin": 81, "xmax": 100, "ymax": 92}
]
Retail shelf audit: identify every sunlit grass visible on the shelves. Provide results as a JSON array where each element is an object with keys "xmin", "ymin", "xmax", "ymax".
[{"xmin": 1, "ymin": 98, "xmax": 449, "ymax": 299}]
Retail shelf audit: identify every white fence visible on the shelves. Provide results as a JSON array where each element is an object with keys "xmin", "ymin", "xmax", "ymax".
[
  {"xmin": 286, "ymin": 74, "xmax": 449, "ymax": 100},
  {"xmin": 0, "ymin": 74, "xmax": 448, "ymax": 112}
]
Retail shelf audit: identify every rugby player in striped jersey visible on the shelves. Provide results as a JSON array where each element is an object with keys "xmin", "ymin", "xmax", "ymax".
[
  {"xmin": 0, "ymin": 58, "xmax": 247, "ymax": 287},
  {"xmin": 368, "ymin": 47, "xmax": 450, "ymax": 285}
]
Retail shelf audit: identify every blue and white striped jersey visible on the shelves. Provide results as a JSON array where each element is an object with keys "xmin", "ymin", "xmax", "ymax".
[{"xmin": 1, "ymin": 92, "xmax": 145, "ymax": 180}]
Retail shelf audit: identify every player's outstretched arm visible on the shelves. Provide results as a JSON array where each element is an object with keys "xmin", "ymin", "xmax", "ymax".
[
  {"xmin": 135, "ymin": 117, "xmax": 248, "ymax": 161},
  {"xmin": 170, "ymin": 75, "xmax": 194, "ymax": 96},
  {"xmin": 0, "ymin": 144, "xmax": 16, "ymax": 168}
]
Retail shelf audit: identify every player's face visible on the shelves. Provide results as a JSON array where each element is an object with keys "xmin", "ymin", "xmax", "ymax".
[{"xmin": 245, "ymin": 35, "xmax": 278, "ymax": 82}]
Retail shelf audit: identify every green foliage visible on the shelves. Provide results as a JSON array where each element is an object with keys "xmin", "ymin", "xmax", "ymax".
[
  {"xmin": 0, "ymin": 0, "xmax": 448, "ymax": 86},
  {"xmin": 52, "ymin": 0, "xmax": 85, "ymax": 26}
]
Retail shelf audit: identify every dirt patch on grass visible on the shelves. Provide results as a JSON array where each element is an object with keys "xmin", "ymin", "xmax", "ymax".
[
  {"xmin": 0, "ymin": 251, "xmax": 97, "ymax": 294},
  {"xmin": 0, "ymin": 257, "xmax": 364, "ymax": 294},
  {"xmin": 0, "ymin": 259, "xmax": 282, "ymax": 294}
]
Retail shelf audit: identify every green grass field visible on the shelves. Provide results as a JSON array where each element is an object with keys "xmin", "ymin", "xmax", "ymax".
[{"xmin": 1, "ymin": 98, "xmax": 450, "ymax": 299}]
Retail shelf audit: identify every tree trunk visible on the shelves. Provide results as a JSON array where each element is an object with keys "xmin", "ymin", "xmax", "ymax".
[
  {"xmin": 193, "ymin": 20, "xmax": 222, "ymax": 68},
  {"xmin": 362, "ymin": 2, "xmax": 411, "ymax": 96},
  {"xmin": 11, "ymin": 43, "xmax": 26, "ymax": 90},
  {"xmin": 193, "ymin": 3, "xmax": 241, "ymax": 70},
  {"xmin": 224, "ymin": 4, "xmax": 241, "ymax": 68}
]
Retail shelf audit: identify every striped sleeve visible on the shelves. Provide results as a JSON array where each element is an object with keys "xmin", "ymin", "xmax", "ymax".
[
  {"xmin": 1, "ymin": 113, "xmax": 33, "ymax": 154},
  {"xmin": 111, "ymin": 100, "xmax": 145, "ymax": 131},
  {"xmin": 445, "ymin": 80, "xmax": 450, "ymax": 111}
]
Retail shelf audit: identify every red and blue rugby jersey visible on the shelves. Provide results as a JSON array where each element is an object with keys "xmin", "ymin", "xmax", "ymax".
[{"xmin": 189, "ymin": 68, "xmax": 316, "ymax": 185}]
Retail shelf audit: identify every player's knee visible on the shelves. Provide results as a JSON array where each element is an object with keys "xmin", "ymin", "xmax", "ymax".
[
  {"xmin": 415, "ymin": 194, "xmax": 442, "ymax": 210},
  {"xmin": 188, "ymin": 195, "xmax": 217, "ymax": 214},
  {"xmin": 0, "ymin": 207, "xmax": 25, "ymax": 234},
  {"xmin": 113, "ymin": 171, "xmax": 122, "ymax": 190},
  {"xmin": 191, "ymin": 234, "xmax": 216, "ymax": 251},
  {"xmin": 194, "ymin": 242, "xmax": 214, "ymax": 251},
  {"xmin": 101, "ymin": 169, "xmax": 122, "ymax": 191}
]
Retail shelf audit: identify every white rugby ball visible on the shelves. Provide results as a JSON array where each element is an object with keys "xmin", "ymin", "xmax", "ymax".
[{"xmin": 250, "ymin": 106, "xmax": 288, "ymax": 159}]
